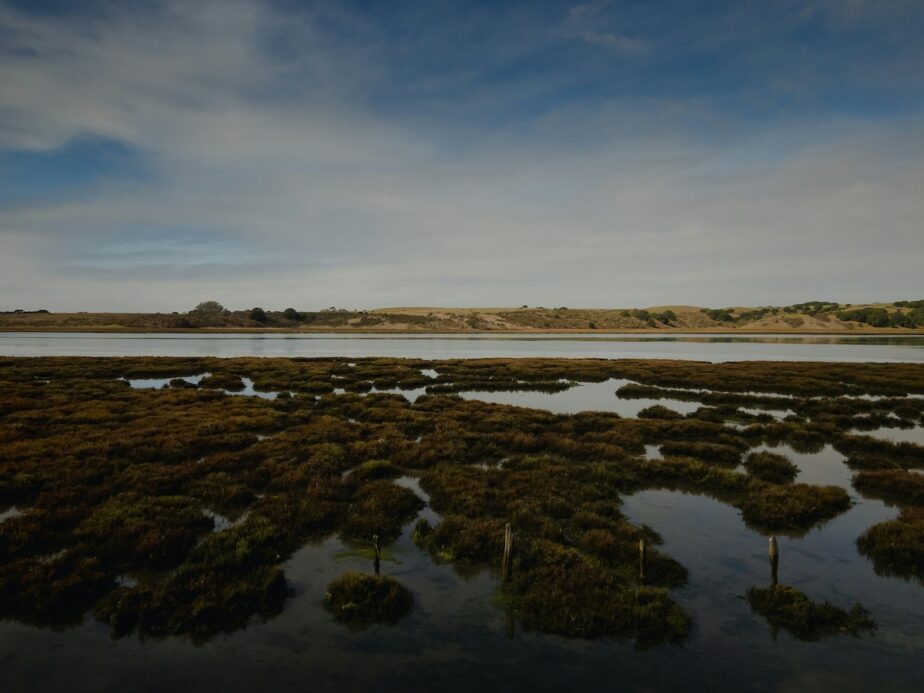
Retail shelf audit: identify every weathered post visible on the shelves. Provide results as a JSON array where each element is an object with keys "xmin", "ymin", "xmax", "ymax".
[
  {"xmin": 373, "ymin": 534, "xmax": 381, "ymax": 576},
  {"xmin": 638, "ymin": 538, "xmax": 647, "ymax": 583},
  {"xmin": 768, "ymin": 536, "xmax": 779, "ymax": 587},
  {"xmin": 502, "ymin": 523, "xmax": 513, "ymax": 580}
]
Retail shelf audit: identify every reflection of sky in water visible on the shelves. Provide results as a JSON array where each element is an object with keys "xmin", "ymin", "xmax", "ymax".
[
  {"xmin": 3, "ymin": 332, "xmax": 924, "ymax": 362},
  {"xmin": 459, "ymin": 378, "xmax": 702, "ymax": 417}
]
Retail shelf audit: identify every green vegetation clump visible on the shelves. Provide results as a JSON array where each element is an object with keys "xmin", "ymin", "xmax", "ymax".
[
  {"xmin": 853, "ymin": 469, "xmax": 924, "ymax": 506},
  {"xmin": 658, "ymin": 441, "xmax": 742, "ymax": 465},
  {"xmin": 788, "ymin": 301, "xmax": 840, "ymax": 315},
  {"xmin": 834, "ymin": 434, "xmax": 924, "ymax": 469},
  {"xmin": 506, "ymin": 540, "xmax": 690, "ymax": 646},
  {"xmin": 199, "ymin": 372, "xmax": 245, "ymax": 391},
  {"xmin": 325, "ymin": 572, "xmax": 412, "ymax": 623},
  {"xmin": 638, "ymin": 405, "xmax": 684, "ymax": 420},
  {"xmin": 857, "ymin": 509, "xmax": 924, "ymax": 582},
  {"xmin": 836, "ymin": 306, "xmax": 922, "ymax": 328},
  {"xmin": 249, "ymin": 307, "xmax": 267, "ymax": 323},
  {"xmin": 747, "ymin": 585, "xmax": 875, "ymax": 640},
  {"xmin": 0, "ymin": 550, "xmax": 114, "ymax": 626},
  {"xmin": 701, "ymin": 308, "xmax": 734, "ymax": 322},
  {"xmin": 348, "ymin": 459, "xmax": 401, "ymax": 481},
  {"xmin": 191, "ymin": 301, "xmax": 225, "ymax": 315},
  {"xmin": 739, "ymin": 483, "xmax": 850, "ymax": 532},
  {"xmin": 743, "ymin": 451, "xmax": 799, "ymax": 484},
  {"xmin": 340, "ymin": 480, "xmax": 424, "ymax": 543},
  {"xmin": 75, "ymin": 493, "xmax": 213, "ymax": 570}
]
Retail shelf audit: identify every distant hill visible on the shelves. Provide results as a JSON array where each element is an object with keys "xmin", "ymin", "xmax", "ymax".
[{"xmin": 2, "ymin": 300, "xmax": 923, "ymax": 333}]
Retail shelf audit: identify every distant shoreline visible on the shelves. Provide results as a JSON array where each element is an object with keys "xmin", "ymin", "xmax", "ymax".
[
  {"xmin": 3, "ymin": 326, "xmax": 923, "ymax": 335},
  {"xmin": 3, "ymin": 302, "xmax": 923, "ymax": 335}
]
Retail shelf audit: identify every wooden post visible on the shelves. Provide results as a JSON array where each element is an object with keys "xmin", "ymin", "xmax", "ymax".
[
  {"xmin": 373, "ymin": 534, "xmax": 381, "ymax": 576},
  {"xmin": 768, "ymin": 536, "xmax": 779, "ymax": 587},
  {"xmin": 502, "ymin": 523, "xmax": 513, "ymax": 580},
  {"xmin": 638, "ymin": 538, "xmax": 647, "ymax": 583}
]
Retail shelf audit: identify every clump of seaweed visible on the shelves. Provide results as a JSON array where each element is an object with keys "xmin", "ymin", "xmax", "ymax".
[
  {"xmin": 747, "ymin": 584, "xmax": 875, "ymax": 640},
  {"xmin": 325, "ymin": 571, "xmax": 412, "ymax": 624},
  {"xmin": 743, "ymin": 451, "xmax": 799, "ymax": 484}
]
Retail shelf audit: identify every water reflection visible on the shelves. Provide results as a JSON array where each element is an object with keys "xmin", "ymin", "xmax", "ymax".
[{"xmin": 3, "ymin": 331, "xmax": 924, "ymax": 362}]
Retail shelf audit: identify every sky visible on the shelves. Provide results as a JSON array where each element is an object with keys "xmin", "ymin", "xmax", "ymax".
[{"xmin": 1, "ymin": 0, "xmax": 922, "ymax": 312}]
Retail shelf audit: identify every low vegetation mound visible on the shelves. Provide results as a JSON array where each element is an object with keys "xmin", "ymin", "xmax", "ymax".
[
  {"xmin": 743, "ymin": 452, "xmax": 799, "ymax": 484},
  {"xmin": 853, "ymin": 469, "xmax": 924, "ymax": 506},
  {"xmin": 747, "ymin": 585, "xmax": 875, "ymax": 640},
  {"xmin": 325, "ymin": 572, "xmax": 412, "ymax": 623},
  {"xmin": 857, "ymin": 509, "xmax": 924, "ymax": 583}
]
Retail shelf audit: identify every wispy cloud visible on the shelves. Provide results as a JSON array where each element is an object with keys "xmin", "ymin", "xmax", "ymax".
[
  {"xmin": 0, "ymin": 0, "xmax": 922, "ymax": 310},
  {"xmin": 573, "ymin": 31, "xmax": 649, "ymax": 52}
]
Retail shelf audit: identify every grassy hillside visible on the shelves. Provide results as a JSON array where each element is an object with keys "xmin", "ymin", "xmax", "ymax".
[{"xmin": 2, "ymin": 300, "xmax": 923, "ymax": 333}]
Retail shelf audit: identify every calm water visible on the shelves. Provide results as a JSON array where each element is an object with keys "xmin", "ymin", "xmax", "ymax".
[
  {"xmin": 3, "ymin": 346, "xmax": 924, "ymax": 691},
  {"xmin": 2, "ymin": 331, "xmax": 924, "ymax": 361}
]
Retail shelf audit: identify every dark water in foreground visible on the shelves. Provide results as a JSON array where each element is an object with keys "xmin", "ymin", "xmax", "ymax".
[
  {"xmin": 2, "ymin": 356, "xmax": 924, "ymax": 691},
  {"xmin": 2, "ymin": 452, "xmax": 922, "ymax": 692},
  {"xmin": 2, "ymin": 331, "xmax": 924, "ymax": 361}
]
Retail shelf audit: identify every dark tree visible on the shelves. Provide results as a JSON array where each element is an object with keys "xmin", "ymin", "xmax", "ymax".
[
  {"xmin": 191, "ymin": 301, "xmax": 225, "ymax": 315},
  {"xmin": 249, "ymin": 307, "xmax": 267, "ymax": 323}
]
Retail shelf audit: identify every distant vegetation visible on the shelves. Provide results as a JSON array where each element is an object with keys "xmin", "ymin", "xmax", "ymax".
[
  {"xmin": 837, "ymin": 305, "xmax": 924, "ymax": 328},
  {"xmin": 2, "ymin": 299, "xmax": 923, "ymax": 332}
]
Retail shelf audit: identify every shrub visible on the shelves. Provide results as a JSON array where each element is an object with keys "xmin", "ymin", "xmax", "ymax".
[
  {"xmin": 191, "ymin": 301, "xmax": 225, "ymax": 315},
  {"xmin": 249, "ymin": 307, "xmax": 267, "ymax": 323}
]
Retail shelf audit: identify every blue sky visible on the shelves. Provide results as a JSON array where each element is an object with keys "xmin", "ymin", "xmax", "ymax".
[{"xmin": 1, "ymin": 0, "xmax": 922, "ymax": 310}]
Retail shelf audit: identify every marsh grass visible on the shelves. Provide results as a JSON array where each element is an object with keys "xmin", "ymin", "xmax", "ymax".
[
  {"xmin": 0, "ymin": 356, "xmax": 921, "ymax": 642},
  {"xmin": 857, "ymin": 509, "xmax": 924, "ymax": 582},
  {"xmin": 743, "ymin": 452, "xmax": 799, "ymax": 484},
  {"xmin": 325, "ymin": 572, "xmax": 412, "ymax": 624},
  {"xmin": 747, "ymin": 585, "xmax": 875, "ymax": 640}
]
